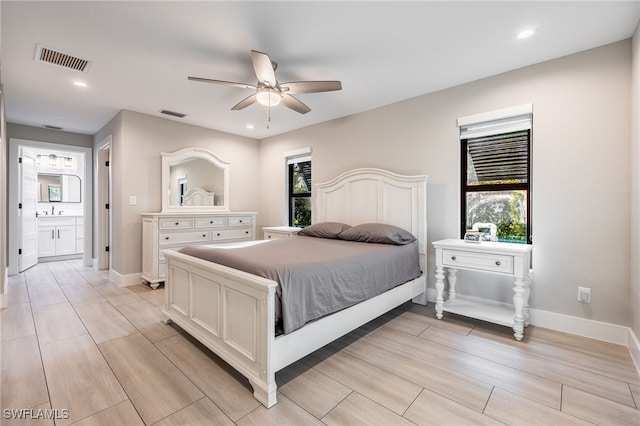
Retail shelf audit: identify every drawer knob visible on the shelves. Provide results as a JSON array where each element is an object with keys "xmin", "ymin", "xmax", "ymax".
[
  {"xmin": 217, "ymin": 233, "xmax": 221, "ymax": 236},
  {"xmin": 175, "ymin": 222, "xmax": 179, "ymax": 225},
  {"xmin": 268, "ymin": 235, "xmax": 272, "ymax": 239},
  {"xmin": 451, "ymin": 256, "xmax": 457, "ymax": 261},
  {"xmin": 239, "ymin": 219, "xmax": 243, "ymax": 223},
  {"xmin": 202, "ymin": 234, "xmax": 206, "ymax": 238},
  {"xmin": 165, "ymin": 237, "xmax": 169, "ymax": 240},
  {"xmin": 245, "ymin": 231, "xmax": 249, "ymax": 234},
  {"xmin": 495, "ymin": 261, "xmax": 501, "ymax": 266},
  {"xmin": 210, "ymin": 221, "xmax": 214, "ymax": 224}
]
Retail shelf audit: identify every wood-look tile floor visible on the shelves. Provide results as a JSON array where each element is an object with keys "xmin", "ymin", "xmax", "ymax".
[{"xmin": 1, "ymin": 260, "xmax": 639, "ymax": 425}]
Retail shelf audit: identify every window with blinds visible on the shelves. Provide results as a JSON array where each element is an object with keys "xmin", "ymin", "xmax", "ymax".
[
  {"xmin": 286, "ymin": 148, "xmax": 312, "ymax": 227},
  {"xmin": 458, "ymin": 105, "xmax": 532, "ymax": 244}
]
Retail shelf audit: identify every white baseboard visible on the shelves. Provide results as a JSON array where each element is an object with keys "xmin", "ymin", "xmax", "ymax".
[
  {"xmin": 109, "ymin": 269, "xmax": 142, "ymax": 287},
  {"xmin": 528, "ymin": 308, "xmax": 630, "ymax": 346},
  {"xmin": 0, "ymin": 267, "xmax": 8, "ymax": 308},
  {"xmin": 628, "ymin": 329, "xmax": 640, "ymax": 374},
  {"xmin": 424, "ymin": 291, "xmax": 640, "ymax": 372}
]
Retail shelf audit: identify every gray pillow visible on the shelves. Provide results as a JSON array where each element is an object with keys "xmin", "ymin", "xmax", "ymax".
[
  {"xmin": 338, "ymin": 223, "xmax": 416, "ymax": 245},
  {"xmin": 297, "ymin": 222, "xmax": 352, "ymax": 239}
]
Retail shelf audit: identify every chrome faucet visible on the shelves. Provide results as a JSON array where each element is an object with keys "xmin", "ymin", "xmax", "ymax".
[{"xmin": 51, "ymin": 205, "xmax": 55, "ymax": 215}]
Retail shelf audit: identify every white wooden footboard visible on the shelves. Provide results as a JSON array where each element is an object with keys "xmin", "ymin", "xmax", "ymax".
[{"xmin": 161, "ymin": 249, "xmax": 278, "ymax": 407}]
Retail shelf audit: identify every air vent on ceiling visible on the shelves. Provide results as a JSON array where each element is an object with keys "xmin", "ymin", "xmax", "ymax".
[
  {"xmin": 160, "ymin": 109, "xmax": 186, "ymax": 118},
  {"xmin": 42, "ymin": 124, "xmax": 63, "ymax": 131},
  {"xmin": 35, "ymin": 45, "xmax": 90, "ymax": 73}
]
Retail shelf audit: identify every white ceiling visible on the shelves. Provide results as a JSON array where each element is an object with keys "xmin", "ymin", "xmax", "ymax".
[{"xmin": 2, "ymin": 1, "xmax": 639, "ymax": 139}]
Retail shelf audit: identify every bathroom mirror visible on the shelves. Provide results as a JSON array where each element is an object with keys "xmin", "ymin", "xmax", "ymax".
[
  {"xmin": 38, "ymin": 173, "xmax": 81, "ymax": 202},
  {"xmin": 161, "ymin": 147, "xmax": 230, "ymax": 212}
]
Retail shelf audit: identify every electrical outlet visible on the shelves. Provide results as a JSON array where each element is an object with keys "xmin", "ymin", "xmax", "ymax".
[{"xmin": 577, "ymin": 286, "xmax": 591, "ymax": 303}]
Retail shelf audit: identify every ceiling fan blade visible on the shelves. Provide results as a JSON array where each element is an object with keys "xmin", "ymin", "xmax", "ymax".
[
  {"xmin": 281, "ymin": 81, "xmax": 342, "ymax": 94},
  {"xmin": 231, "ymin": 94, "xmax": 257, "ymax": 111},
  {"xmin": 188, "ymin": 76, "xmax": 255, "ymax": 90},
  {"xmin": 251, "ymin": 50, "xmax": 277, "ymax": 87},
  {"xmin": 281, "ymin": 94, "xmax": 311, "ymax": 114}
]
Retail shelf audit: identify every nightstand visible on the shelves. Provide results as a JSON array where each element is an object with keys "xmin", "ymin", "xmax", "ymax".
[
  {"xmin": 433, "ymin": 238, "xmax": 533, "ymax": 341},
  {"xmin": 262, "ymin": 226, "xmax": 302, "ymax": 240}
]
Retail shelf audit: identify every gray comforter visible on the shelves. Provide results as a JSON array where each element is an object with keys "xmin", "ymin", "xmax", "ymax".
[{"xmin": 179, "ymin": 236, "xmax": 421, "ymax": 334}]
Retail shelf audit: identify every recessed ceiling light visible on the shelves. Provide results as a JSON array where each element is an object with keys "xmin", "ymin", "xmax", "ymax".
[
  {"xmin": 73, "ymin": 81, "xmax": 88, "ymax": 88},
  {"xmin": 246, "ymin": 124, "xmax": 254, "ymax": 129},
  {"xmin": 517, "ymin": 29, "xmax": 535, "ymax": 40}
]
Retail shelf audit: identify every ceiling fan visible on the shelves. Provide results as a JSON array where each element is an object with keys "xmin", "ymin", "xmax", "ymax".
[{"xmin": 188, "ymin": 50, "xmax": 342, "ymax": 114}]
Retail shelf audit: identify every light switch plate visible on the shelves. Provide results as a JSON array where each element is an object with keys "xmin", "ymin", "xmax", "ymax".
[{"xmin": 129, "ymin": 195, "xmax": 137, "ymax": 206}]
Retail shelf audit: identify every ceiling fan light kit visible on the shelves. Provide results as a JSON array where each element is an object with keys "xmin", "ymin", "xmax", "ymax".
[
  {"xmin": 188, "ymin": 50, "xmax": 342, "ymax": 121},
  {"xmin": 256, "ymin": 87, "xmax": 282, "ymax": 107}
]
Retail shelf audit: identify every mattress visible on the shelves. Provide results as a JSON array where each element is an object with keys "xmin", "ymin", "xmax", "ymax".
[{"xmin": 179, "ymin": 235, "xmax": 421, "ymax": 334}]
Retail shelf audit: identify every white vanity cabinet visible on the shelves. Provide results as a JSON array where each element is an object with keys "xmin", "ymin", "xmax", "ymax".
[
  {"xmin": 38, "ymin": 216, "xmax": 80, "ymax": 258},
  {"xmin": 141, "ymin": 212, "xmax": 257, "ymax": 288}
]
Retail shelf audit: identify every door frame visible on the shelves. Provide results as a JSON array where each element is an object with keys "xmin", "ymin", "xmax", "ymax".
[
  {"xmin": 8, "ymin": 138, "xmax": 93, "ymax": 275},
  {"xmin": 96, "ymin": 135, "xmax": 112, "ymax": 270}
]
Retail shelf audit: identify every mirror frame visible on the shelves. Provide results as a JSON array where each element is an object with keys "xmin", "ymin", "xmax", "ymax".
[{"xmin": 161, "ymin": 147, "xmax": 230, "ymax": 213}]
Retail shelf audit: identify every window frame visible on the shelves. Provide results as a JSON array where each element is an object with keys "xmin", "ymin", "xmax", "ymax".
[
  {"xmin": 457, "ymin": 105, "xmax": 533, "ymax": 244},
  {"xmin": 285, "ymin": 148, "xmax": 313, "ymax": 227},
  {"xmin": 460, "ymin": 130, "xmax": 532, "ymax": 244}
]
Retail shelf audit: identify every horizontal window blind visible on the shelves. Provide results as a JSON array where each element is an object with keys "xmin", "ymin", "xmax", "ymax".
[{"xmin": 466, "ymin": 130, "xmax": 529, "ymax": 185}]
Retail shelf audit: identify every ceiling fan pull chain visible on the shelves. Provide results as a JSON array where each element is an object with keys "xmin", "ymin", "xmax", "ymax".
[{"xmin": 266, "ymin": 103, "xmax": 271, "ymax": 129}]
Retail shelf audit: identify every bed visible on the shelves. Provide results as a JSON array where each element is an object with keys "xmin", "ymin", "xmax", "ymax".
[{"xmin": 161, "ymin": 168, "xmax": 428, "ymax": 407}]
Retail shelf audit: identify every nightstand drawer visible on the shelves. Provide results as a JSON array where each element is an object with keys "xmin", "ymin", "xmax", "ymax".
[
  {"xmin": 159, "ymin": 230, "xmax": 209, "ymax": 245},
  {"xmin": 442, "ymin": 250, "xmax": 513, "ymax": 274}
]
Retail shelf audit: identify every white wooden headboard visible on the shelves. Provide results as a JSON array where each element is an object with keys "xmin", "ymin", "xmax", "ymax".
[{"xmin": 315, "ymin": 168, "xmax": 428, "ymax": 256}]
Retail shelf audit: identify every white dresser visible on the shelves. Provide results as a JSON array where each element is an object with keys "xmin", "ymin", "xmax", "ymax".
[
  {"xmin": 141, "ymin": 212, "xmax": 257, "ymax": 288},
  {"xmin": 433, "ymin": 239, "xmax": 533, "ymax": 341}
]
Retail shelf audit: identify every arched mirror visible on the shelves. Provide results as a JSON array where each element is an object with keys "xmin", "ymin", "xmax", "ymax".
[{"xmin": 161, "ymin": 147, "xmax": 230, "ymax": 212}]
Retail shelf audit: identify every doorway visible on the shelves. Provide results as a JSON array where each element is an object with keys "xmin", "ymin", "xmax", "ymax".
[{"xmin": 8, "ymin": 138, "xmax": 93, "ymax": 275}]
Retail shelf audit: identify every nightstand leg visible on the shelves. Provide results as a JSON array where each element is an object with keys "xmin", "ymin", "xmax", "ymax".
[
  {"xmin": 524, "ymin": 273, "xmax": 532, "ymax": 327},
  {"xmin": 513, "ymin": 276, "xmax": 525, "ymax": 341},
  {"xmin": 435, "ymin": 265, "xmax": 445, "ymax": 319},
  {"xmin": 447, "ymin": 268, "xmax": 457, "ymax": 300}
]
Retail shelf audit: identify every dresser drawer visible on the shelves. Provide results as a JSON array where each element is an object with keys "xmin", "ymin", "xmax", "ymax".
[
  {"xmin": 159, "ymin": 230, "xmax": 210, "ymax": 245},
  {"xmin": 159, "ymin": 218, "xmax": 194, "ymax": 230},
  {"xmin": 442, "ymin": 250, "xmax": 513, "ymax": 274},
  {"xmin": 228, "ymin": 216, "xmax": 253, "ymax": 226},
  {"xmin": 211, "ymin": 228, "xmax": 254, "ymax": 241},
  {"xmin": 195, "ymin": 216, "xmax": 226, "ymax": 228}
]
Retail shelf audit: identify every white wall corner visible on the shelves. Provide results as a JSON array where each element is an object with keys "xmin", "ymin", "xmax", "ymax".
[{"xmin": 109, "ymin": 269, "xmax": 143, "ymax": 287}]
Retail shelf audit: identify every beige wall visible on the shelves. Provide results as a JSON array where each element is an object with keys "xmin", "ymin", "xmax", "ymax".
[
  {"xmin": 259, "ymin": 40, "xmax": 633, "ymax": 327},
  {"xmin": 94, "ymin": 110, "xmax": 259, "ymax": 276},
  {"xmin": 631, "ymin": 25, "xmax": 640, "ymax": 340},
  {"xmin": 8, "ymin": 123, "xmax": 94, "ymax": 148}
]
